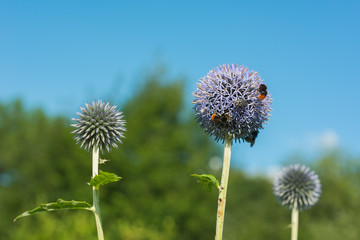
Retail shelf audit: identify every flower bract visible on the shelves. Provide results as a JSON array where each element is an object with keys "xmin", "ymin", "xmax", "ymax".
[{"xmin": 72, "ymin": 100, "xmax": 126, "ymax": 152}]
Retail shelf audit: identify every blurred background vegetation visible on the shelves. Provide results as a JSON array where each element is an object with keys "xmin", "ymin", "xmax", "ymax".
[{"xmin": 1, "ymin": 71, "xmax": 360, "ymax": 239}]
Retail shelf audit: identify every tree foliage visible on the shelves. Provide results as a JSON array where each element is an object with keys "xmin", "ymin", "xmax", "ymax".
[{"xmin": 1, "ymin": 74, "xmax": 360, "ymax": 239}]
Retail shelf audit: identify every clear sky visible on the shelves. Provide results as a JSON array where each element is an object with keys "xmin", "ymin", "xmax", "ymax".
[{"xmin": 1, "ymin": 0, "xmax": 359, "ymax": 174}]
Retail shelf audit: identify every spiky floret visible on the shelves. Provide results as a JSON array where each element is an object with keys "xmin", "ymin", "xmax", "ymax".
[
  {"xmin": 192, "ymin": 64, "xmax": 272, "ymax": 142},
  {"xmin": 72, "ymin": 100, "xmax": 126, "ymax": 152},
  {"xmin": 273, "ymin": 164, "xmax": 321, "ymax": 210}
]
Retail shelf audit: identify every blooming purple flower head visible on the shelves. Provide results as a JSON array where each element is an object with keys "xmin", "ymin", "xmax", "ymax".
[
  {"xmin": 193, "ymin": 64, "xmax": 272, "ymax": 144},
  {"xmin": 273, "ymin": 164, "xmax": 321, "ymax": 210},
  {"xmin": 72, "ymin": 100, "xmax": 126, "ymax": 153}
]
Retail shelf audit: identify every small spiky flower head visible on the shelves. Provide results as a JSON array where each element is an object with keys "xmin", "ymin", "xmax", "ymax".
[
  {"xmin": 72, "ymin": 100, "xmax": 126, "ymax": 152},
  {"xmin": 192, "ymin": 64, "xmax": 272, "ymax": 143},
  {"xmin": 273, "ymin": 164, "xmax": 321, "ymax": 210}
]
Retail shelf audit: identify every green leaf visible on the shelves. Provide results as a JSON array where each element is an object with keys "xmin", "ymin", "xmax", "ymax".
[
  {"xmin": 89, "ymin": 170, "xmax": 122, "ymax": 190},
  {"xmin": 191, "ymin": 174, "xmax": 220, "ymax": 192},
  {"xmin": 14, "ymin": 199, "xmax": 92, "ymax": 222}
]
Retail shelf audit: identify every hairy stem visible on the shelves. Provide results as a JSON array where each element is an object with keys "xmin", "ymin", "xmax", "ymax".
[
  {"xmin": 215, "ymin": 135, "xmax": 233, "ymax": 240},
  {"xmin": 92, "ymin": 146, "xmax": 104, "ymax": 240},
  {"xmin": 291, "ymin": 203, "xmax": 299, "ymax": 240}
]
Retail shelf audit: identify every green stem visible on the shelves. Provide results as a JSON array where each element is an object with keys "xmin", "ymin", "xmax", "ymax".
[
  {"xmin": 215, "ymin": 135, "xmax": 233, "ymax": 240},
  {"xmin": 291, "ymin": 203, "xmax": 299, "ymax": 240},
  {"xmin": 92, "ymin": 146, "xmax": 104, "ymax": 240}
]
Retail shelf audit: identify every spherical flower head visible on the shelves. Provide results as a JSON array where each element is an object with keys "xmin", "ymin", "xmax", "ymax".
[
  {"xmin": 192, "ymin": 64, "xmax": 272, "ymax": 143},
  {"xmin": 273, "ymin": 164, "xmax": 321, "ymax": 210},
  {"xmin": 71, "ymin": 100, "xmax": 126, "ymax": 152}
]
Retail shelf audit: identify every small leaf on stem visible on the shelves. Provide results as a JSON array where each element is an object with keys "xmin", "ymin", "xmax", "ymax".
[
  {"xmin": 99, "ymin": 158, "xmax": 110, "ymax": 164},
  {"xmin": 191, "ymin": 174, "xmax": 220, "ymax": 192},
  {"xmin": 14, "ymin": 199, "xmax": 92, "ymax": 222},
  {"xmin": 90, "ymin": 170, "xmax": 122, "ymax": 190}
]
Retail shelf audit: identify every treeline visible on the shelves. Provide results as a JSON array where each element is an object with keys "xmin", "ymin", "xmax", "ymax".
[{"xmin": 1, "ymin": 77, "xmax": 360, "ymax": 239}]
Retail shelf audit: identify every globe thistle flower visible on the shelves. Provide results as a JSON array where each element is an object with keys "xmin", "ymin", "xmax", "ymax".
[
  {"xmin": 72, "ymin": 100, "xmax": 126, "ymax": 152},
  {"xmin": 192, "ymin": 64, "xmax": 272, "ymax": 143},
  {"xmin": 273, "ymin": 164, "xmax": 321, "ymax": 210}
]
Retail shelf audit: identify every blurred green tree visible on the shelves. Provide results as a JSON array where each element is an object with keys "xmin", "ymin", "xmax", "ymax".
[
  {"xmin": 0, "ymin": 100, "xmax": 92, "ymax": 239},
  {"xmin": 0, "ymin": 73, "xmax": 220, "ymax": 239},
  {"xmin": 1, "ymin": 72, "xmax": 360, "ymax": 239}
]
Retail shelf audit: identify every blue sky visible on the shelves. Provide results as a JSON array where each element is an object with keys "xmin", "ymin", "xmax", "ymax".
[{"xmin": 1, "ymin": 0, "xmax": 359, "ymax": 174}]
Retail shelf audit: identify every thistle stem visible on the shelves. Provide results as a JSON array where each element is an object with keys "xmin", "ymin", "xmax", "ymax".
[
  {"xmin": 92, "ymin": 146, "xmax": 104, "ymax": 240},
  {"xmin": 291, "ymin": 203, "xmax": 299, "ymax": 240},
  {"xmin": 215, "ymin": 135, "xmax": 233, "ymax": 240}
]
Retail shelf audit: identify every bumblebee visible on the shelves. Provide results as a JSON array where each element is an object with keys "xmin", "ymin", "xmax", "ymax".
[
  {"xmin": 211, "ymin": 113, "xmax": 229, "ymax": 124},
  {"xmin": 234, "ymin": 99, "xmax": 247, "ymax": 108},
  {"xmin": 258, "ymin": 84, "xmax": 267, "ymax": 100},
  {"xmin": 244, "ymin": 130, "xmax": 259, "ymax": 147}
]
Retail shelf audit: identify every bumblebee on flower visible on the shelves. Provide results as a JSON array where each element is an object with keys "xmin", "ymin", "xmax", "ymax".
[{"xmin": 193, "ymin": 64, "xmax": 272, "ymax": 145}]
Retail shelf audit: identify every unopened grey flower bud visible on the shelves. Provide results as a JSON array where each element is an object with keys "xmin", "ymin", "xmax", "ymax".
[
  {"xmin": 273, "ymin": 164, "xmax": 321, "ymax": 210},
  {"xmin": 72, "ymin": 100, "xmax": 126, "ymax": 152}
]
